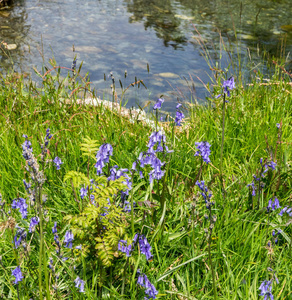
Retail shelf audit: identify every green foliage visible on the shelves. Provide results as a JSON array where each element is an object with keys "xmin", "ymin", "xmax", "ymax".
[
  {"xmin": 80, "ymin": 136, "xmax": 100, "ymax": 160},
  {"xmin": 64, "ymin": 171, "xmax": 91, "ymax": 189},
  {"xmin": 64, "ymin": 176, "xmax": 128, "ymax": 267}
]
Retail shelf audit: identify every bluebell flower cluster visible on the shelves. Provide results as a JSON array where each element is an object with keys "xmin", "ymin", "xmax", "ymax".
[
  {"xmin": 11, "ymin": 266, "xmax": 23, "ymax": 284},
  {"xmin": 74, "ymin": 276, "xmax": 85, "ymax": 293},
  {"xmin": 14, "ymin": 227, "xmax": 27, "ymax": 249},
  {"xmin": 137, "ymin": 272, "xmax": 158, "ymax": 299},
  {"xmin": 22, "ymin": 134, "xmax": 45, "ymax": 185},
  {"xmin": 153, "ymin": 98, "xmax": 164, "ymax": 110},
  {"xmin": 134, "ymin": 234, "xmax": 153, "ymax": 261},
  {"xmin": 267, "ymin": 197, "xmax": 280, "ymax": 212},
  {"xmin": 133, "ymin": 130, "xmax": 172, "ymax": 184},
  {"xmin": 175, "ymin": 103, "xmax": 185, "ymax": 126},
  {"xmin": 79, "ymin": 186, "xmax": 88, "ymax": 199},
  {"xmin": 53, "ymin": 157, "xmax": 63, "ymax": 170},
  {"xmin": 12, "ymin": 198, "xmax": 28, "ymax": 219},
  {"xmin": 259, "ymin": 280, "xmax": 274, "ymax": 300},
  {"xmin": 118, "ymin": 240, "xmax": 132, "ymax": 257},
  {"xmin": 107, "ymin": 165, "xmax": 134, "ymax": 212},
  {"xmin": 279, "ymin": 206, "xmax": 292, "ymax": 217},
  {"xmin": 196, "ymin": 181, "xmax": 212, "ymax": 204},
  {"xmin": 216, "ymin": 77, "xmax": 235, "ymax": 98},
  {"xmin": 247, "ymin": 159, "xmax": 277, "ymax": 196},
  {"xmin": 64, "ymin": 230, "xmax": 74, "ymax": 249},
  {"xmin": 194, "ymin": 141, "xmax": 211, "ymax": 164},
  {"xmin": 95, "ymin": 143, "xmax": 113, "ymax": 175},
  {"xmin": 40, "ymin": 128, "xmax": 53, "ymax": 162},
  {"xmin": 29, "ymin": 216, "xmax": 39, "ymax": 233}
]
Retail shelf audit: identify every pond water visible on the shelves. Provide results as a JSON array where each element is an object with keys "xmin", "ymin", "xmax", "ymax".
[{"xmin": 0, "ymin": 0, "xmax": 291, "ymax": 112}]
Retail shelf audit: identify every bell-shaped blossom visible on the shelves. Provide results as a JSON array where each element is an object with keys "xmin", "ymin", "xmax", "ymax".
[
  {"xmin": 29, "ymin": 216, "xmax": 39, "ymax": 233},
  {"xmin": 12, "ymin": 266, "xmax": 23, "ymax": 285},
  {"xmin": 11, "ymin": 198, "xmax": 28, "ymax": 219},
  {"xmin": 95, "ymin": 143, "xmax": 113, "ymax": 175},
  {"xmin": 153, "ymin": 98, "xmax": 164, "ymax": 110},
  {"xmin": 74, "ymin": 276, "xmax": 85, "ymax": 293},
  {"xmin": 53, "ymin": 156, "xmax": 63, "ymax": 170},
  {"xmin": 64, "ymin": 230, "xmax": 74, "ymax": 248},
  {"xmin": 194, "ymin": 141, "xmax": 211, "ymax": 164}
]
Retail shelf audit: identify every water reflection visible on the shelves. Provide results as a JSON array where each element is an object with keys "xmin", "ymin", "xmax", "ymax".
[
  {"xmin": 0, "ymin": 0, "xmax": 291, "ymax": 111},
  {"xmin": 125, "ymin": 0, "xmax": 188, "ymax": 49}
]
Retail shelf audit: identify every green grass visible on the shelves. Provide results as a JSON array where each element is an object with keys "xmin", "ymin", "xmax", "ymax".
[{"xmin": 0, "ymin": 57, "xmax": 291, "ymax": 299}]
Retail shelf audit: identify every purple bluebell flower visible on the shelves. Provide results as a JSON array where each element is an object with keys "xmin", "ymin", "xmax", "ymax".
[
  {"xmin": 13, "ymin": 227, "xmax": 27, "ymax": 249},
  {"xmin": 29, "ymin": 216, "xmax": 39, "ymax": 233},
  {"xmin": 11, "ymin": 266, "xmax": 23, "ymax": 284},
  {"xmin": 259, "ymin": 280, "xmax": 274, "ymax": 300},
  {"xmin": 64, "ymin": 230, "xmax": 74, "ymax": 249},
  {"xmin": 279, "ymin": 206, "xmax": 292, "ymax": 217},
  {"xmin": 94, "ymin": 143, "xmax": 113, "ymax": 175},
  {"xmin": 75, "ymin": 245, "xmax": 82, "ymax": 250},
  {"xmin": 195, "ymin": 180, "xmax": 213, "ymax": 204},
  {"xmin": 194, "ymin": 141, "xmax": 211, "ymax": 164},
  {"xmin": 79, "ymin": 186, "xmax": 88, "ymax": 199},
  {"xmin": 267, "ymin": 197, "xmax": 281, "ymax": 212},
  {"xmin": 23, "ymin": 180, "xmax": 31, "ymax": 193},
  {"xmin": 74, "ymin": 276, "xmax": 85, "ymax": 293},
  {"xmin": 216, "ymin": 77, "xmax": 235, "ymax": 98},
  {"xmin": 52, "ymin": 222, "xmax": 58, "ymax": 234},
  {"xmin": 44, "ymin": 128, "xmax": 52, "ymax": 147},
  {"xmin": 138, "ymin": 235, "xmax": 153, "ymax": 261},
  {"xmin": 53, "ymin": 157, "xmax": 63, "ymax": 170},
  {"xmin": 11, "ymin": 198, "xmax": 28, "ymax": 219},
  {"xmin": 176, "ymin": 103, "xmax": 182, "ymax": 109},
  {"xmin": 153, "ymin": 98, "xmax": 164, "ymax": 110},
  {"xmin": 247, "ymin": 180, "xmax": 257, "ymax": 196},
  {"xmin": 175, "ymin": 110, "xmax": 185, "ymax": 126},
  {"xmin": 118, "ymin": 240, "xmax": 132, "ymax": 257},
  {"xmin": 276, "ymin": 123, "xmax": 280, "ymax": 129},
  {"xmin": 137, "ymin": 273, "xmax": 158, "ymax": 299}
]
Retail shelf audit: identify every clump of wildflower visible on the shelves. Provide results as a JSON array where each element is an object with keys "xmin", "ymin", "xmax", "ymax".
[
  {"xmin": 247, "ymin": 158, "xmax": 277, "ymax": 197},
  {"xmin": 53, "ymin": 157, "xmax": 63, "ymax": 170},
  {"xmin": 217, "ymin": 76, "xmax": 235, "ymax": 98},
  {"xmin": 135, "ymin": 234, "xmax": 153, "ymax": 261},
  {"xmin": 11, "ymin": 198, "xmax": 28, "ymax": 219},
  {"xmin": 95, "ymin": 143, "xmax": 113, "ymax": 175},
  {"xmin": 279, "ymin": 206, "xmax": 292, "ymax": 217},
  {"xmin": 64, "ymin": 230, "xmax": 74, "ymax": 249},
  {"xmin": 29, "ymin": 216, "xmax": 39, "ymax": 233},
  {"xmin": 13, "ymin": 227, "xmax": 27, "ymax": 249},
  {"xmin": 74, "ymin": 276, "xmax": 85, "ymax": 293},
  {"xmin": 259, "ymin": 269, "xmax": 279, "ymax": 300},
  {"xmin": 175, "ymin": 103, "xmax": 185, "ymax": 126},
  {"xmin": 22, "ymin": 134, "xmax": 45, "ymax": 185},
  {"xmin": 267, "ymin": 197, "xmax": 280, "ymax": 212},
  {"xmin": 153, "ymin": 98, "xmax": 164, "ymax": 110},
  {"xmin": 194, "ymin": 141, "xmax": 211, "ymax": 164},
  {"xmin": 118, "ymin": 240, "xmax": 132, "ymax": 257},
  {"xmin": 137, "ymin": 272, "xmax": 158, "ymax": 299},
  {"xmin": 79, "ymin": 186, "xmax": 88, "ymax": 200},
  {"xmin": 11, "ymin": 266, "xmax": 23, "ymax": 284}
]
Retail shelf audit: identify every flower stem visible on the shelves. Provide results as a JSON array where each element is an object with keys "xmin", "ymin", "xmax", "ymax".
[{"xmin": 220, "ymin": 93, "xmax": 226, "ymax": 179}]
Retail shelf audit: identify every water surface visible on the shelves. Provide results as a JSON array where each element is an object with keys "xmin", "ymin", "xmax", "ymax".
[{"xmin": 0, "ymin": 0, "xmax": 291, "ymax": 111}]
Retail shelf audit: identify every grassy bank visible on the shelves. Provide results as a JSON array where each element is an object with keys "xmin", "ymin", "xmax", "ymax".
[{"xmin": 0, "ymin": 59, "xmax": 291, "ymax": 299}]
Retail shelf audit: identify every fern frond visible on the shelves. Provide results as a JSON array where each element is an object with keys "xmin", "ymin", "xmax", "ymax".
[
  {"xmin": 80, "ymin": 136, "xmax": 99, "ymax": 158},
  {"xmin": 63, "ymin": 171, "xmax": 90, "ymax": 188}
]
